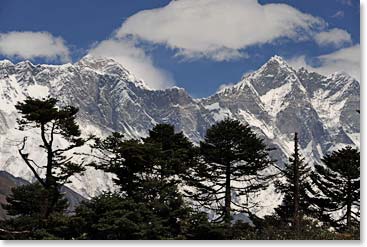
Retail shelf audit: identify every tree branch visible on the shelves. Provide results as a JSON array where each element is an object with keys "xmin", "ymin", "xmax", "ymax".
[{"xmin": 18, "ymin": 137, "xmax": 46, "ymax": 187}]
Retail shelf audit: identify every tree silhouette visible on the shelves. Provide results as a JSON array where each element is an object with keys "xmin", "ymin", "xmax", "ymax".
[
  {"xmin": 187, "ymin": 118, "xmax": 274, "ymax": 224},
  {"xmin": 15, "ymin": 97, "xmax": 86, "ymax": 218}
]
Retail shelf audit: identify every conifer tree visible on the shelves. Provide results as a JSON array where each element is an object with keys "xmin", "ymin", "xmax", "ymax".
[
  {"xmin": 187, "ymin": 118, "xmax": 274, "ymax": 224},
  {"xmin": 1, "ymin": 183, "xmax": 70, "ymax": 239},
  {"xmin": 274, "ymin": 132, "xmax": 311, "ymax": 234},
  {"xmin": 91, "ymin": 132, "xmax": 152, "ymax": 201},
  {"xmin": 143, "ymin": 124, "xmax": 196, "ymax": 181},
  {"xmin": 14, "ymin": 97, "xmax": 86, "ymax": 218},
  {"xmin": 309, "ymin": 146, "xmax": 360, "ymax": 232},
  {"xmin": 90, "ymin": 124, "xmax": 197, "ymax": 239}
]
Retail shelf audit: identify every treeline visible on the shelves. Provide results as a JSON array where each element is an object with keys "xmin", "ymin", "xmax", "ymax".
[{"xmin": 0, "ymin": 97, "xmax": 360, "ymax": 240}]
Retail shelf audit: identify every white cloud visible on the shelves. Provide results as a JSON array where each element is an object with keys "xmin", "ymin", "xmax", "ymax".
[
  {"xmin": 314, "ymin": 28, "xmax": 352, "ymax": 47},
  {"xmin": 176, "ymin": 47, "xmax": 248, "ymax": 62},
  {"xmin": 287, "ymin": 44, "xmax": 360, "ymax": 81},
  {"xmin": 89, "ymin": 38, "xmax": 174, "ymax": 89},
  {"xmin": 332, "ymin": 10, "xmax": 345, "ymax": 19},
  {"xmin": 116, "ymin": 0, "xmax": 325, "ymax": 61},
  {"xmin": 0, "ymin": 31, "xmax": 70, "ymax": 62}
]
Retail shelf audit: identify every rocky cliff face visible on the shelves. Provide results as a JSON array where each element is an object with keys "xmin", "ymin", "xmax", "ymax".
[{"xmin": 0, "ymin": 55, "xmax": 359, "ymax": 214}]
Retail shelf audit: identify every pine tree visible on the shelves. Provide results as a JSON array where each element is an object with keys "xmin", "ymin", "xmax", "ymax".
[
  {"xmin": 187, "ymin": 118, "xmax": 274, "ymax": 224},
  {"xmin": 14, "ymin": 97, "xmax": 86, "ymax": 218},
  {"xmin": 89, "ymin": 124, "xmax": 198, "ymax": 239},
  {"xmin": 4, "ymin": 183, "xmax": 68, "ymax": 218},
  {"xmin": 91, "ymin": 132, "xmax": 153, "ymax": 200},
  {"xmin": 309, "ymin": 146, "xmax": 360, "ymax": 232},
  {"xmin": 143, "ymin": 124, "xmax": 196, "ymax": 181},
  {"xmin": 71, "ymin": 192, "xmax": 168, "ymax": 239},
  {"xmin": 1, "ymin": 183, "xmax": 70, "ymax": 239},
  {"xmin": 274, "ymin": 132, "xmax": 312, "ymax": 234}
]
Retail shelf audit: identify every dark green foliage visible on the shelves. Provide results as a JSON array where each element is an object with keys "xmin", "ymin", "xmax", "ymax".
[
  {"xmin": 143, "ymin": 124, "xmax": 196, "ymax": 179},
  {"xmin": 3, "ymin": 183, "xmax": 68, "ymax": 217},
  {"xmin": 91, "ymin": 124, "xmax": 195, "ymax": 202},
  {"xmin": 187, "ymin": 118, "xmax": 274, "ymax": 223},
  {"xmin": 70, "ymin": 192, "xmax": 209, "ymax": 240},
  {"xmin": 15, "ymin": 97, "xmax": 86, "ymax": 218},
  {"xmin": 0, "ymin": 183, "xmax": 71, "ymax": 240},
  {"xmin": 91, "ymin": 133, "xmax": 153, "ymax": 200},
  {"xmin": 253, "ymin": 215, "xmax": 349, "ymax": 240},
  {"xmin": 274, "ymin": 133, "xmax": 312, "ymax": 233},
  {"xmin": 71, "ymin": 193, "xmax": 167, "ymax": 239},
  {"xmin": 86, "ymin": 124, "xmax": 200, "ymax": 239},
  {"xmin": 309, "ymin": 146, "xmax": 360, "ymax": 232}
]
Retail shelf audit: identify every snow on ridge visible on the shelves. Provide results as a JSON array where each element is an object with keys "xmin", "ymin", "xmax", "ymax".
[
  {"xmin": 0, "ymin": 59, "xmax": 14, "ymax": 67},
  {"xmin": 238, "ymin": 110, "xmax": 274, "ymax": 139},
  {"xmin": 26, "ymin": 84, "xmax": 50, "ymax": 98},
  {"xmin": 327, "ymin": 71, "xmax": 358, "ymax": 83},
  {"xmin": 260, "ymin": 82, "xmax": 292, "ymax": 117},
  {"xmin": 0, "ymin": 75, "xmax": 25, "ymax": 114}
]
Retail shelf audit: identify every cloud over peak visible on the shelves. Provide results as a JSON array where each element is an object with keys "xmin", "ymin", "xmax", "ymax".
[
  {"xmin": 89, "ymin": 38, "xmax": 174, "ymax": 90},
  {"xmin": 116, "ymin": 0, "xmax": 325, "ymax": 61}
]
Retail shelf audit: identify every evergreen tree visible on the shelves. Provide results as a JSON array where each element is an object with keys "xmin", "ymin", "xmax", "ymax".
[
  {"xmin": 89, "ymin": 124, "xmax": 198, "ymax": 239},
  {"xmin": 1, "ymin": 183, "xmax": 70, "ymax": 240},
  {"xmin": 274, "ymin": 132, "xmax": 312, "ymax": 234},
  {"xmin": 309, "ymin": 146, "xmax": 360, "ymax": 232},
  {"xmin": 91, "ymin": 132, "xmax": 152, "ymax": 201},
  {"xmin": 143, "ymin": 124, "xmax": 196, "ymax": 181},
  {"xmin": 71, "ymin": 193, "xmax": 167, "ymax": 239},
  {"xmin": 187, "ymin": 118, "xmax": 274, "ymax": 224},
  {"xmin": 4, "ymin": 183, "xmax": 68, "ymax": 217},
  {"xmin": 15, "ymin": 97, "xmax": 86, "ymax": 218}
]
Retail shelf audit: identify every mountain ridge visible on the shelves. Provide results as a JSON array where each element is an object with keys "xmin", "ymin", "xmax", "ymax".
[{"xmin": 0, "ymin": 55, "xmax": 359, "ymax": 215}]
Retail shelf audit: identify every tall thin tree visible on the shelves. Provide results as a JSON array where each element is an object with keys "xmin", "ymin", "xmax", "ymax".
[
  {"xmin": 15, "ymin": 97, "xmax": 86, "ymax": 218},
  {"xmin": 274, "ymin": 132, "xmax": 312, "ymax": 235}
]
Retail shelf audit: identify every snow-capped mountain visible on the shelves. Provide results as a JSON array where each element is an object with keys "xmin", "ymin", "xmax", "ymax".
[
  {"xmin": 0, "ymin": 55, "xmax": 359, "ymax": 214},
  {"xmin": 201, "ymin": 56, "xmax": 359, "ymax": 164}
]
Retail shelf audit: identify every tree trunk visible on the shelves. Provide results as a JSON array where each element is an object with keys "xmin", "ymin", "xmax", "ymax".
[
  {"xmin": 346, "ymin": 178, "xmax": 352, "ymax": 231},
  {"xmin": 41, "ymin": 123, "xmax": 56, "ymax": 219},
  {"xmin": 293, "ymin": 133, "xmax": 300, "ymax": 235},
  {"xmin": 224, "ymin": 162, "xmax": 231, "ymax": 224}
]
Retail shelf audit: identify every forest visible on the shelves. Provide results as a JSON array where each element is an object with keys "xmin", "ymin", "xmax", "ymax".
[{"xmin": 0, "ymin": 97, "xmax": 360, "ymax": 240}]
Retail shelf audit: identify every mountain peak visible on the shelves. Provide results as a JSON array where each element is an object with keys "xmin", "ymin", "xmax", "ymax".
[
  {"xmin": 76, "ymin": 55, "xmax": 133, "ymax": 78},
  {"xmin": 76, "ymin": 55, "xmax": 150, "ymax": 89},
  {"xmin": 76, "ymin": 55, "xmax": 123, "ymax": 70},
  {"xmin": 0, "ymin": 59, "xmax": 14, "ymax": 67},
  {"xmin": 268, "ymin": 55, "xmax": 286, "ymax": 63},
  {"xmin": 15, "ymin": 60, "xmax": 35, "ymax": 69},
  {"xmin": 264, "ymin": 55, "xmax": 291, "ymax": 68}
]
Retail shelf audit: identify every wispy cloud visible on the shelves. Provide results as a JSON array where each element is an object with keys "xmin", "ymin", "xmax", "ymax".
[
  {"xmin": 332, "ymin": 10, "xmax": 345, "ymax": 19},
  {"xmin": 0, "ymin": 31, "xmax": 70, "ymax": 62},
  {"xmin": 288, "ymin": 44, "xmax": 360, "ymax": 81},
  {"xmin": 89, "ymin": 38, "xmax": 174, "ymax": 89},
  {"xmin": 314, "ymin": 28, "xmax": 352, "ymax": 48}
]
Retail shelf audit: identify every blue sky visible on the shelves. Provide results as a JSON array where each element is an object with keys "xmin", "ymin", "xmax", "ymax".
[{"xmin": 0, "ymin": 0, "xmax": 360, "ymax": 97}]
